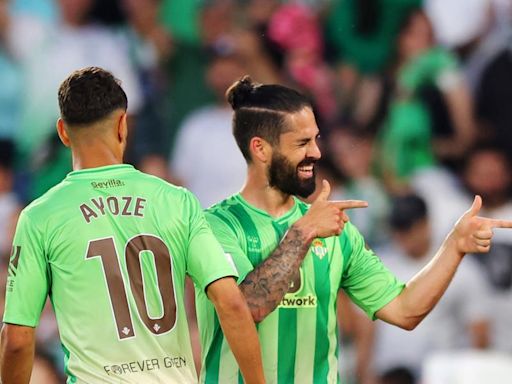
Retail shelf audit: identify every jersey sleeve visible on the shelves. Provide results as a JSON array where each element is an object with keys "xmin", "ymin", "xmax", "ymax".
[
  {"xmin": 3, "ymin": 210, "xmax": 49, "ymax": 327},
  {"xmin": 184, "ymin": 191, "xmax": 238, "ymax": 292},
  {"xmin": 204, "ymin": 210, "xmax": 255, "ymax": 284},
  {"xmin": 339, "ymin": 223, "xmax": 405, "ymax": 320}
]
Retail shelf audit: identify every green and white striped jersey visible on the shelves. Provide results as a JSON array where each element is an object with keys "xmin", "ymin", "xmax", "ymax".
[{"xmin": 196, "ymin": 193, "xmax": 404, "ymax": 384}]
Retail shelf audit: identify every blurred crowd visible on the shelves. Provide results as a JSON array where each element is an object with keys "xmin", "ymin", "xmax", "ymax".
[{"xmin": 1, "ymin": 0, "xmax": 512, "ymax": 383}]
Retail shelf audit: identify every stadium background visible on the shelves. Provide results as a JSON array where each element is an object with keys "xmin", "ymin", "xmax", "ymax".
[{"xmin": 1, "ymin": 0, "xmax": 512, "ymax": 382}]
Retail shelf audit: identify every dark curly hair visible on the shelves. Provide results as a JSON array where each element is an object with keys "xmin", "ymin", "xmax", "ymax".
[{"xmin": 58, "ymin": 66, "xmax": 127, "ymax": 126}]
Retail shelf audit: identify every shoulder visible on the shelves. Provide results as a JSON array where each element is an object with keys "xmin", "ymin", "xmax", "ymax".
[
  {"xmin": 21, "ymin": 179, "xmax": 71, "ymax": 219},
  {"xmin": 206, "ymin": 195, "xmax": 240, "ymax": 215},
  {"xmin": 205, "ymin": 195, "xmax": 246, "ymax": 233}
]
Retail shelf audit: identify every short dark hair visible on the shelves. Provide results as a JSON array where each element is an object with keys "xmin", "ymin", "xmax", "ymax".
[
  {"xmin": 58, "ymin": 66, "xmax": 128, "ymax": 126},
  {"xmin": 226, "ymin": 76, "xmax": 312, "ymax": 162},
  {"xmin": 389, "ymin": 194, "xmax": 428, "ymax": 231}
]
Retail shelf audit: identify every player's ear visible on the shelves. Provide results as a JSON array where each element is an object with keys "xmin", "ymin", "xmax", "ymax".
[
  {"xmin": 56, "ymin": 118, "xmax": 71, "ymax": 147},
  {"xmin": 249, "ymin": 137, "xmax": 272, "ymax": 163},
  {"xmin": 117, "ymin": 112, "xmax": 128, "ymax": 144}
]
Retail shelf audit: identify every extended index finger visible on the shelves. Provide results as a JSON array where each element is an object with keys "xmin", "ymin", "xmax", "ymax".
[
  {"xmin": 485, "ymin": 218, "xmax": 512, "ymax": 229},
  {"xmin": 331, "ymin": 200, "xmax": 369, "ymax": 210}
]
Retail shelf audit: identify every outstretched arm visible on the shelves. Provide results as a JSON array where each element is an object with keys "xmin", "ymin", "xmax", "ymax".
[
  {"xmin": 207, "ymin": 277, "xmax": 265, "ymax": 384},
  {"xmin": 1, "ymin": 324, "xmax": 36, "ymax": 384},
  {"xmin": 377, "ymin": 195, "xmax": 512, "ymax": 330},
  {"xmin": 240, "ymin": 180, "xmax": 368, "ymax": 322}
]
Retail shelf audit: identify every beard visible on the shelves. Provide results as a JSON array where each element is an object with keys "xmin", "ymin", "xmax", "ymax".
[{"xmin": 268, "ymin": 151, "xmax": 317, "ymax": 198}]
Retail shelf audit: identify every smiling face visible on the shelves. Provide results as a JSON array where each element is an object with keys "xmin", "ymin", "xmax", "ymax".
[{"xmin": 267, "ymin": 107, "xmax": 321, "ymax": 197}]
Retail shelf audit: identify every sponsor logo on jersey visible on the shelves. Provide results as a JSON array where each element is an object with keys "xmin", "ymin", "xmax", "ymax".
[
  {"xmin": 247, "ymin": 235, "xmax": 260, "ymax": 253},
  {"xmin": 103, "ymin": 356, "xmax": 187, "ymax": 376},
  {"xmin": 279, "ymin": 294, "xmax": 317, "ymax": 308},
  {"xmin": 311, "ymin": 239, "xmax": 327, "ymax": 259},
  {"xmin": 6, "ymin": 246, "xmax": 21, "ymax": 292},
  {"xmin": 279, "ymin": 268, "xmax": 317, "ymax": 308},
  {"xmin": 91, "ymin": 179, "xmax": 125, "ymax": 189}
]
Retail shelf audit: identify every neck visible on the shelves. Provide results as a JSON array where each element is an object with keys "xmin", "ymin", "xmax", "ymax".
[
  {"xmin": 70, "ymin": 143, "xmax": 123, "ymax": 171},
  {"xmin": 240, "ymin": 166, "xmax": 296, "ymax": 217}
]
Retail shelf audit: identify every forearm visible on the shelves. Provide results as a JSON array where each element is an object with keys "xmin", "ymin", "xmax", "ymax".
[
  {"xmin": 438, "ymin": 86, "xmax": 475, "ymax": 157},
  {"xmin": 378, "ymin": 235, "xmax": 464, "ymax": 329},
  {"xmin": 240, "ymin": 223, "xmax": 314, "ymax": 322},
  {"xmin": 1, "ymin": 325, "xmax": 36, "ymax": 384},
  {"xmin": 209, "ymin": 279, "xmax": 265, "ymax": 384}
]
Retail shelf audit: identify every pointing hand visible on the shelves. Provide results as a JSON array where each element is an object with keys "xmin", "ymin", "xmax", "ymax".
[
  {"xmin": 449, "ymin": 195, "xmax": 512, "ymax": 254},
  {"xmin": 295, "ymin": 180, "xmax": 368, "ymax": 240}
]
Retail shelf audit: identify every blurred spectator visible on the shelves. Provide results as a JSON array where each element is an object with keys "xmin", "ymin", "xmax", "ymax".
[
  {"xmin": 377, "ymin": 9, "xmax": 475, "ymax": 191},
  {"xmin": 169, "ymin": 50, "xmax": 247, "ymax": 208},
  {"xmin": 162, "ymin": 1, "xmax": 231, "ymax": 158},
  {"xmin": 462, "ymin": 145, "xmax": 512, "ymax": 353},
  {"xmin": 427, "ymin": 0, "xmax": 512, "ymax": 155},
  {"xmin": 337, "ymin": 291, "xmax": 377, "ymax": 384},
  {"xmin": 326, "ymin": 124, "xmax": 390, "ymax": 247},
  {"xmin": 0, "ymin": 140, "xmax": 21, "ymax": 259},
  {"xmin": 1, "ymin": 0, "xmax": 141, "ymax": 199},
  {"xmin": 120, "ymin": 0, "xmax": 172, "ymax": 175},
  {"xmin": 326, "ymin": 0, "xmax": 421, "ymax": 75},
  {"xmin": 164, "ymin": 0, "xmax": 283, "ymax": 160},
  {"xmin": 268, "ymin": 2, "xmax": 337, "ymax": 120},
  {"xmin": 325, "ymin": 0, "xmax": 420, "ymax": 129},
  {"xmin": 368, "ymin": 194, "xmax": 490, "ymax": 382},
  {"xmin": 409, "ymin": 165, "xmax": 468, "ymax": 248},
  {"xmin": 0, "ymin": 55, "xmax": 22, "ymax": 144},
  {"xmin": 159, "ymin": 0, "xmax": 202, "ymax": 44}
]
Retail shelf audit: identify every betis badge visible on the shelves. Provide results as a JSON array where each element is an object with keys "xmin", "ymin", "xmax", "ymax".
[{"xmin": 311, "ymin": 239, "xmax": 327, "ymax": 259}]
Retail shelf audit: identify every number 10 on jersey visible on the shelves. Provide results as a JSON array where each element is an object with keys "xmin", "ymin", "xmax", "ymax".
[{"xmin": 86, "ymin": 235, "xmax": 177, "ymax": 340}]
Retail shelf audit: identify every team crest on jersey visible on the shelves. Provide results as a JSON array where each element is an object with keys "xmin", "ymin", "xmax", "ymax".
[{"xmin": 311, "ymin": 239, "xmax": 327, "ymax": 259}]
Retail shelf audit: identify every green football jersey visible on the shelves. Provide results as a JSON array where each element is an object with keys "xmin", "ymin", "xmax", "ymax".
[
  {"xmin": 197, "ymin": 194, "xmax": 404, "ymax": 384},
  {"xmin": 4, "ymin": 164, "xmax": 237, "ymax": 384}
]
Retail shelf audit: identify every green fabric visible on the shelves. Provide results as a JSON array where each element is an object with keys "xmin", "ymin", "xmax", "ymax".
[
  {"xmin": 159, "ymin": 0, "xmax": 202, "ymax": 44},
  {"xmin": 4, "ymin": 164, "xmax": 237, "ymax": 383},
  {"xmin": 197, "ymin": 194, "xmax": 404, "ymax": 383},
  {"xmin": 377, "ymin": 48, "xmax": 457, "ymax": 180},
  {"xmin": 29, "ymin": 145, "xmax": 72, "ymax": 201},
  {"xmin": 326, "ymin": 0, "xmax": 421, "ymax": 74},
  {"xmin": 398, "ymin": 47, "xmax": 459, "ymax": 94},
  {"xmin": 379, "ymin": 100, "xmax": 435, "ymax": 180}
]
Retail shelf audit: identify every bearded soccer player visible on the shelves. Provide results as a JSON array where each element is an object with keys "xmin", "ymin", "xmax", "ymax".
[
  {"xmin": 195, "ymin": 76, "xmax": 512, "ymax": 383},
  {"xmin": 1, "ymin": 67, "xmax": 265, "ymax": 384}
]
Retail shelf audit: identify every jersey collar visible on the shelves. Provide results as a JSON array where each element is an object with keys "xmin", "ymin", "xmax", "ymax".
[
  {"xmin": 66, "ymin": 164, "xmax": 135, "ymax": 179},
  {"xmin": 233, "ymin": 193, "xmax": 302, "ymax": 223}
]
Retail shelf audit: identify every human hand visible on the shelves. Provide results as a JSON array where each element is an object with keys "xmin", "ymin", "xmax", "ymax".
[
  {"xmin": 294, "ymin": 179, "xmax": 368, "ymax": 240},
  {"xmin": 448, "ymin": 195, "xmax": 512, "ymax": 254}
]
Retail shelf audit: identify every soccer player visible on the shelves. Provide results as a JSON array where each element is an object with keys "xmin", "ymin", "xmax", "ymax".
[
  {"xmin": 195, "ymin": 76, "xmax": 512, "ymax": 383},
  {"xmin": 1, "ymin": 67, "xmax": 265, "ymax": 384}
]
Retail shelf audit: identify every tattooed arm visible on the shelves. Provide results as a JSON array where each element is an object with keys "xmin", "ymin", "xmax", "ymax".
[
  {"xmin": 240, "ymin": 225, "xmax": 313, "ymax": 322},
  {"xmin": 240, "ymin": 180, "xmax": 368, "ymax": 322}
]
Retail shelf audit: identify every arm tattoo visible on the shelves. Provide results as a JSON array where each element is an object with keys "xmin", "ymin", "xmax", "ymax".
[{"xmin": 240, "ymin": 226, "xmax": 311, "ymax": 321}]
